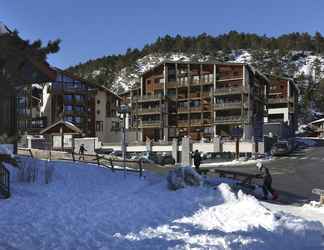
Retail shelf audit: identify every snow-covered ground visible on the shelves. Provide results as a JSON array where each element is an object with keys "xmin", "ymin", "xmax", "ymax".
[
  {"xmin": 201, "ymin": 157, "xmax": 272, "ymax": 168},
  {"xmin": 1, "ymin": 158, "xmax": 323, "ymax": 249}
]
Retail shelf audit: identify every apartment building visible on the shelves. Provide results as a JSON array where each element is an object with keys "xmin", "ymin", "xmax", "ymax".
[
  {"xmin": 125, "ymin": 61, "xmax": 269, "ymax": 142},
  {"xmin": 17, "ymin": 69, "xmax": 121, "ymax": 143},
  {"xmin": 264, "ymin": 76, "xmax": 298, "ymax": 138}
]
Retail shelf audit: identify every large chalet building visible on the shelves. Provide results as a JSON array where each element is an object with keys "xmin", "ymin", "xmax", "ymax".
[
  {"xmin": 16, "ymin": 69, "xmax": 121, "ymax": 143},
  {"xmin": 123, "ymin": 61, "xmax": 269, "ymax": 142}
]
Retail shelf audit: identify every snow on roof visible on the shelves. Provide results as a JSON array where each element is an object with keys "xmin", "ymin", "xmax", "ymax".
[
  {"xmin": 309, "ymin": 118, "xmax": 324, "ymax": 124},
  {"xmin": 40, "ymin": 120, "xmax": 82, "ymax": 135},
  {"xmin": 0, "ymin": 22, "xmax": 10, "ymax": 35}
]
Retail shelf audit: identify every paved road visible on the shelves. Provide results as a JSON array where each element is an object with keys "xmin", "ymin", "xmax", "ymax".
[{"xmin": 214, "ymin": 146, "xmax": 324, "ymax": 204}]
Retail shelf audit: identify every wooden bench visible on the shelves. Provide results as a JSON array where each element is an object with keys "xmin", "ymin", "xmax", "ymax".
[{"xmin": 312, "ymin": 188, "xmax": 324, "ymax": 206}]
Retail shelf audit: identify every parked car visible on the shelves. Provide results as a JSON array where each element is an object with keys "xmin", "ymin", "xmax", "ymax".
[
  {"xmin": 271, "ymin": 142, "xmax": 290, "ymax": 156},
  {"xmin": 144, "ymin": 152, "xmax": 175, "ymax": 166}
]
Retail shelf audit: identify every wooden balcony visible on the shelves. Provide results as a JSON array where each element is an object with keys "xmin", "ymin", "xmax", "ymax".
[
  {"xmin": 214, "ymin": 87, "xmax": 244, "ymax": 96},
  {"xmin": 268, "ymin": 98, "xmax": 289, "ymax": 104},
  {"xmin": 214, "ymin": 116, "xmax": 244, "ymax": 124},
  {"xmin": 214, "ymin": 102, "xmax": 245, "ymax": 110},
  {"xmin": 140, "ymin": 120, "xmax": 161, "ymax": 128},
  {"xmin": 138, "ymin": 94, "xmax": 162, "ymax": 102},
  {"xmin": 166, "ymin": 81, "xmax": 177, "ymax": 88},
  {"xmin": 138, "ymin": 107, "xmax": 160, "ymax": 115},
  {"xmin": 177, "ymin": 107, "xmax": 189, "ymax": 113},
  {"xmin": 217, "ymin": 74, "xmax": 244, "ymax": 81}
]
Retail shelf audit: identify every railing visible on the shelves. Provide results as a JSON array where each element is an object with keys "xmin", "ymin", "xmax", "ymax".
[
  {"xmin": 139, "ymin": 94, "xmax": 162, "ymax": 101},
  {"xmin": 201, "ymin": 92, "xmax": 212, "ymax": 98},
  {"xmin": 190, "ymin": 106, "xmax": 202, "ymax": 112},
  {"xmin": 177, "ymin": 107, "xmax": 189, "ymax": 113},
  {"xmin": 166, "ymin": 82, "xmax": 177, "ymax": 88},
  {"xmin": 217, "ymin": 74, "xmax": 244, "ymax": 81},
  {"xmin": 268, "ymin": 98, "xmax": 289, "ymax": 104},
  {"xmin": 0, "ymin": 163, "xmax": 10, "ymax": 199},
  {"xmin": 214, "ymin": 87, "xmax": 244, "ymax": 95},
  {"xmin": 154, "ymin": 83, "xmax": 164, "ymax": 89},
  {"xmin": 267, "ymin": 119, "xmax": 284, "ymax": 123},
  {"xmin": 190, "ymin": 93, "xmax": 201, "ymax": 98},
  {"xmin": 214, "ymin": 102, "xmax": 242, "ymax": 110},
  {"xmin": 138, "ymin": 107, "xmax": 160, "ymax": 114},
  {"xmin": 215, "ymin": 116, "xmax": 243, "ymax": 123},
  {"xmin": 140, "ymin": 120, "xmax": 161, "ymax": 127}
]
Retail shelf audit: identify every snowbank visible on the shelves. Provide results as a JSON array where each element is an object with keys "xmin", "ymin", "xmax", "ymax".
[{"xmin": 0, "ymin": 158, "xmax": 323, "ymax": 249}]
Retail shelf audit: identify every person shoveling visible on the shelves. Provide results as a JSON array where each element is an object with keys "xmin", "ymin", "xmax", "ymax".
[{"xmin": 256, "ymin": 162, "xmax": 278, "ymax": 201}]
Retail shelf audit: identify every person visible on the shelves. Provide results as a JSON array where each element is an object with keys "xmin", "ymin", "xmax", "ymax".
[
  {"xmin": 256, "ymin": 162, "xmax": 278, "ymax": 200},
  {"xmin": 193, "ymin": 150, "xmax": 202, "ymax": 172},
  {"xmin": 79, "ymin": 144, "xmax": 87, "ymax": 160}
]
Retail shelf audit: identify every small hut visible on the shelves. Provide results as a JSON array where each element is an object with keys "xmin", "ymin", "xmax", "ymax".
[{"xmin": 40, "ymin": 120, "xmax": 82, "ymax": 151}]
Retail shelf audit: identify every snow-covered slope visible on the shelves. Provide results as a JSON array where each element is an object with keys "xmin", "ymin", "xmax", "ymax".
[
  {"xmin": 109, "ymin": 50, "xmax": 324, "ymax": 93},
  {"xmin": 1, "ymin": 158, "xmax": 323, "ymax": 249}
]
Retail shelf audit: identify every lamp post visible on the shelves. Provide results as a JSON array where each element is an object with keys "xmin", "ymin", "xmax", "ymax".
[{"xmin": 118, "ymin": 104, "xmax": 129, "ymax": 177}]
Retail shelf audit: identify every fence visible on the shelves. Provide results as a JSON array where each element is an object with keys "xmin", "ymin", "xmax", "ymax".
[{"xmin": 17, "ymin": 147, "xmax": 143, "ymax": 178}]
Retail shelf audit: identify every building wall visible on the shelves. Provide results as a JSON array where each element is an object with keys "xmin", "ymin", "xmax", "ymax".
[
  {"xmin": 95, "ymin": 90, "xmax": 121, "ymax": 143},
  {"xmin": 128, "ymin": 62, "xmax": 268, "ymax": 142}
]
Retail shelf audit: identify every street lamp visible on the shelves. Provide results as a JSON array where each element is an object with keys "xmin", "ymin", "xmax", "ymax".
[{"xmin": 118, "ymin": 104, "xmax": 129, "ymax": 177}]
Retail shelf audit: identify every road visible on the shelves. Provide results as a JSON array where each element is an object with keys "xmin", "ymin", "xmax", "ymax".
[{"xmin": 213, "ymin": 146, "xmax": 324, "ymax": 204}]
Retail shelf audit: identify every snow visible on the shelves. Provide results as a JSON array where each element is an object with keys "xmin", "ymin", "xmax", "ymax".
[
  {"xmin": 0, "ymin": 22, "xmax": 9, "ymax": 35},
  {"xmin": 1, "ymin": 158, "xmax": 323, "ymax": 249},
  {"xmin": 201, "ymin": 158, "xmax": 272, "ymax": 168}
]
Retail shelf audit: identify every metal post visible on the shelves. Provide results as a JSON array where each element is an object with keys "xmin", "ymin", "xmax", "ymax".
[{"xmin": 122, "ymin": 112, "xmax": 127, "ymax": 177}]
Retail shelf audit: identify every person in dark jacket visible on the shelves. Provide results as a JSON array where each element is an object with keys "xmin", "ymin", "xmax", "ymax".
[
  {"xmin": 79, "ymin": 144, "xmax": 87, "ymax": 160},
  {"xmin": 193, "ymin": 150, "xmax": 202, "ymax": 172},
  {"xmin": 257, "ymin": 162, "xmax": 278, "ymax": 200}
]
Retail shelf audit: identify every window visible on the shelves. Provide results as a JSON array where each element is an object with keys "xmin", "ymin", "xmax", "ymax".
[
  {"xmin": 64, "ymin": 95, "xmax": 73, "ymax": 102},
  {"xmin": 74, "ymin": 116, "xmax": 81, "ymax": 124},
  {"xmin": 64, "ymin": 116, "xmax": 73, "ymax": 123},
  {"xmin": 97, "ymin": 110, "xmax": 100, "ymax": 115},
  {"xmin": 74, "ymin": 106, "xmax": 84, "ymax": 112},
  {"xmin": 112, "ymin": 121, "xmax": 120, "ymax": 131},
  {"xmin": 96, "ymin": 121, "xmax": 104, "ymax": 132},
  {"xmin": 64, "ymin": 105, "xmax": 73, "ymax": 112},
  {"xmin": 106, "ymin": 102, "xmax": 111, "ymax": 117},
  {"xmin": 97, "ymin": 99, "xmax": 100, "ymax": 104}
]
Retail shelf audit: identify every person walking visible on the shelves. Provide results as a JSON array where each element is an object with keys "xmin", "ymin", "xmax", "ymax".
[
  {"xmin": 256, "ymin": 162, "xmax": 278, "ymax": 200},
  {"xmin": 79, "ymin": 144, "xmax": 87, "ymax": 161},
  {"xmin": 193, "ymin": 150, "xmax": 202, "ymax": 172}
]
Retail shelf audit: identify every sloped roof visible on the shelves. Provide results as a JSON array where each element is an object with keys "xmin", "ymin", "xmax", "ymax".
[
  {"xmin": 309, "ymin": 118, "xmax": 324, "ymax": 125},
  {"xmin": 40, "ymin": 120, "xmax": 82, "ymax": 135}
]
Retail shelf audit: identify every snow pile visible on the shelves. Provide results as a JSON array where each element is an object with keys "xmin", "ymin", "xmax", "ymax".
[
  {"xmin": 303, "ymin": 201, "xmax": 324, "ymax": 212},
  {"xmin": 0, "ymin": 144, "xmax": 14, "ymax": 157},
  {"xmin": 1, "ymin": 158, "xmax": 323, "ymax": 249}
]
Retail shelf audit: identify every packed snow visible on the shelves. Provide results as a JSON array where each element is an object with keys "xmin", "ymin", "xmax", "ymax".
[{"xmin": 1, "ymin": 157, "xmax": 323, "ymax": 249}]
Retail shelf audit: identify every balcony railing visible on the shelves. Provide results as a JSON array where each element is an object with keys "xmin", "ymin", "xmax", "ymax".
[
  {"xmin": 138, "ymin": 107, "xmax": 160, "ymax": 114},
  {"xmin": 217, "ymin": 74, "xmax": 244, "ymax": 81},
  {"xmin": 177, "ymin": 107, "xmax": 189, "ymax": 113},
  {"xmin": 214, "ymin": 102, "xmax": 243, "ymax": 110},
  {"xmin": 167, "ymin": 82, "xmax": 177, "ymax": 88},
  {"xmin": 138, "ymin": 94, "xmax": 162, "ymax": 102},
  {"xmin": 214, "ymin": 87, "xmax": 244, "ymax": 96},
  {"xmin": 140, "ymin": 120, "xmax": 161, "ymax": 127},
  {"xmin": 190, "ymin": 106, "xmax": 202, "ymax": 112},
  {"xmin": 214, "ymin": 116, "xmax": 243, "ymax": 124},
  {"xmin": 268, "ymin": 98, "xmax": 289, "ymax": 104}
]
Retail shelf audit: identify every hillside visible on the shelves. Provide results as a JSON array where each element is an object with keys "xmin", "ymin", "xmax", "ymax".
[{"xmin": 67, "ymin": 32, "xmax": 324, "ymax": 122}]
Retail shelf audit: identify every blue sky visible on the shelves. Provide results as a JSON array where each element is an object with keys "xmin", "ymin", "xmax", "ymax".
[{"xmin": 2, "ymin": 0, "xmax": 324, "ymax": 68}]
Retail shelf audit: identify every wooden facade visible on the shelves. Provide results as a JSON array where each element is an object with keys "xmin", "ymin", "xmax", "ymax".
[{"xmin": 125, "ymin": 61, "xmax": 269, "ymax": 142}]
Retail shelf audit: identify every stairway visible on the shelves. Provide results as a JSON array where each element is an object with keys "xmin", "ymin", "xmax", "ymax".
[{"xmin": 0, "ymin": 163, "xmax": 10, "ymax": 199}]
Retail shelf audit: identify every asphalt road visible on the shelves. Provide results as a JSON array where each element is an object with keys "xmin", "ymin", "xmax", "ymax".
[{"xmin": 214, "ymin": 146, "xmax": 324, "ymax": 204}]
